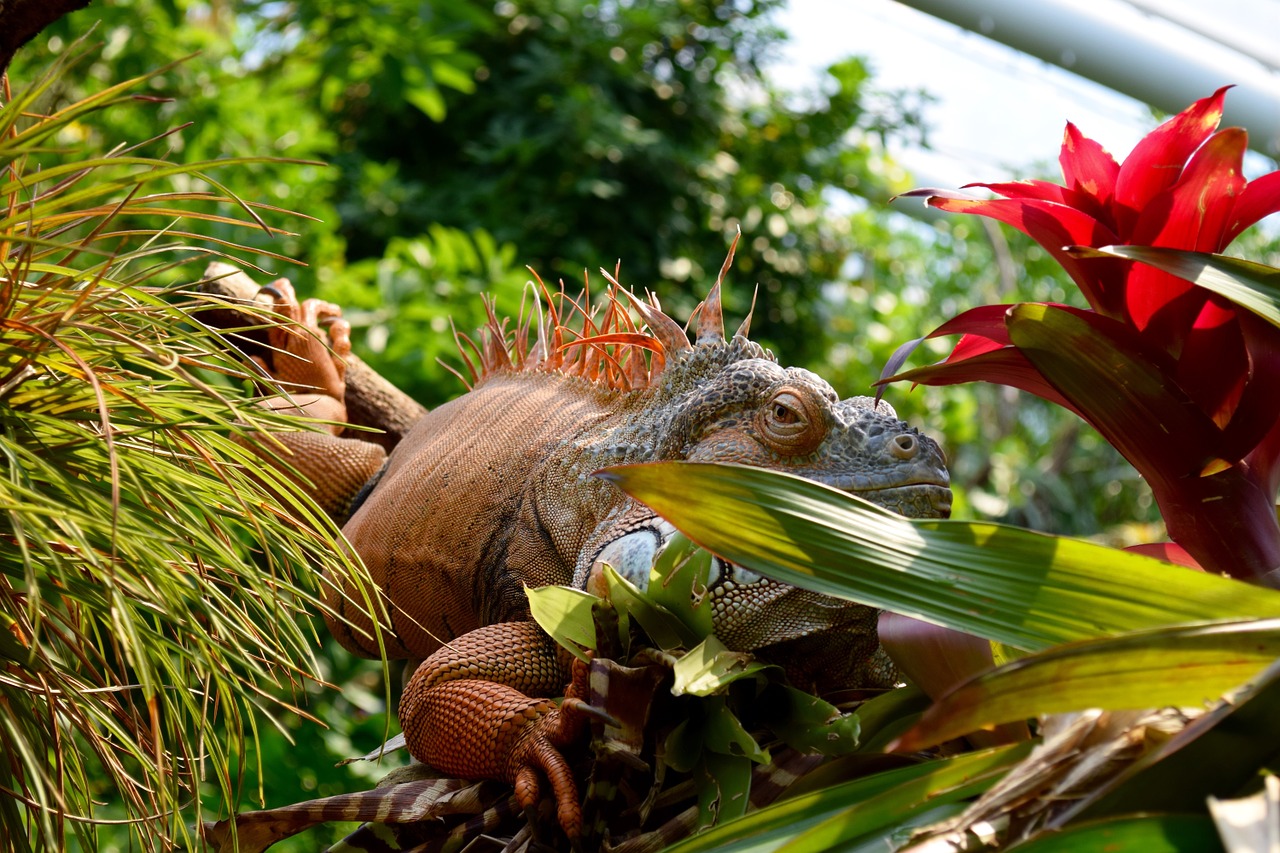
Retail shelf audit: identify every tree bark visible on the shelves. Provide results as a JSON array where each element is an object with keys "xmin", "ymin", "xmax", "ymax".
[{"xmin": 0, "ymin": 0, "xmax": 91, "ymax": 77}]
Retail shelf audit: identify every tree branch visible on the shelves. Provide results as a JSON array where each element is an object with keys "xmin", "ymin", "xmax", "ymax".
[{"xmin": 0, "ymin": 0, "xmax": 91, "ymax": 78}]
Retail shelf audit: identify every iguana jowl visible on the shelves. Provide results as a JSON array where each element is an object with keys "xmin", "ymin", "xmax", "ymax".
[{"xmin": 222, "ymin": 260, "xmax": 951, "ymax": 841}]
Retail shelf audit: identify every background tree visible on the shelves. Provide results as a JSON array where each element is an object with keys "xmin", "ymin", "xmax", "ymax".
[{"xmin": 13, "ymin": 0, "xmax": 934, "ymax": 399}]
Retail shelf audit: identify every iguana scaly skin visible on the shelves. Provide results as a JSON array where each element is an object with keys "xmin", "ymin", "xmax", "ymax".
[{"xmin": 213, "ymin": 258, "xmax": 950, "ymax": 842}]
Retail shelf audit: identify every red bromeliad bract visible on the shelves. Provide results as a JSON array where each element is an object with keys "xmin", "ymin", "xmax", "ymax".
[{"xmin": 891, "ymin": 88, "xmax": 1280, "ymax": 586}]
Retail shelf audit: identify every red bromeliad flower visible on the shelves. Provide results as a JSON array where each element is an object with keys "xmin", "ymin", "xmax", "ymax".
[{"xmin": 890, "ymin": 88, "xmax": 1280, "ymax": 586}]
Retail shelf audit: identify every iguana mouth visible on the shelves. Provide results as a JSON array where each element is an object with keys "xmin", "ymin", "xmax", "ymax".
[{"xmin": 845, "ymin": 481, "xmax": 953, "ymax": 519}]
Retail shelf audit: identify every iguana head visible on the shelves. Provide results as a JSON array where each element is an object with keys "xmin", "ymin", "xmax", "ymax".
[
  {"xmin": 618, "ymin": 273, "xmax": 950, "ymax": 519},
  {"xmin": 457, "ymin": 261, "xmax": 948, "ymax": 517},
  {"xmin": 651, "ymin": 349, "xmax": 950, "ymax": 518}
]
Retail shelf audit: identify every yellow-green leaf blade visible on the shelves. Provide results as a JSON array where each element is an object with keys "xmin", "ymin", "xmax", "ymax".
[
  {"xmin": 525, "ymin": 584, "xmax": 598, "ymax": 662},
  {"xmin": 894, "ymin": 618, "xmax": 1280, "ymax": 751},
  {"xmin": 671, "ymin": 635, "xmax": 775, "ymax": 697},
  {"xmin": 600, "ymin": 462, "xmax": 1280, "ymax": 651}
]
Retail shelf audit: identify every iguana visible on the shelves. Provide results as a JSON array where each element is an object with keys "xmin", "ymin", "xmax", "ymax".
[{"xmin": 206, "ymin": 255, "xmax": 951, "ymax": 843}]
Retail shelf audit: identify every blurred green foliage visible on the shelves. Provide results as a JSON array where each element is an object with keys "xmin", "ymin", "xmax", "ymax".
[
  {"xmin": 13, "ymin": 0, "xmax": 934, "ymax": 393},
  {"xmin": 19, "ymin": 0, "xmax": 1277, "ymax": 848}
]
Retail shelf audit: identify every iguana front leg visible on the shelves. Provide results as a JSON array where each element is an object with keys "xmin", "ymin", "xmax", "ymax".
[
  {"xmin": 399, "ymin": 621, "xmax": 605, "ymax": 841},
  {"xmin": 226, "ymin": 278, "xmax": 388, "ymax": 519}
]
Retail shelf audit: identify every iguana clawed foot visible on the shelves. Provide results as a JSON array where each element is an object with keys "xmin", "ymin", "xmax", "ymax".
[
  {"xmin": 398, "ymin": 622, "xmax": 611, "ymax": 842},
  {"xmin": 509, "ymin": 657, "xmax": 608, "ymax": 841},
  {"xmin": 235, "ymin": 278, "xmax": 388, "ymax": 517}
]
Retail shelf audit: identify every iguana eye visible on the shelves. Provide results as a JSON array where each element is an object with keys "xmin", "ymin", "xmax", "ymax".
[{"xmin": 759, "ymin": 389, "xmax": 824, "ymax": 454}]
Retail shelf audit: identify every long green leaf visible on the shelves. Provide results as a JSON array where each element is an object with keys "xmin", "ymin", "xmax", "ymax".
[
  {"xmin": 1010, "ymin": 815, "xmax": 1221, "ymax": 852},
  {"xmin": 1075, "ymin": 245, "xmax": 1280, "ymax": 329},
  {"xmin": 776, "ymin": 754, "xmax": 1016, "ymax": 853},
  {"xmin": 894, "ymin": 619, "xmax": 1280, "ymax": 751},
  {"xmin": 601, "ymin": 462, "xmax": 1280, "ymax": 651},
  {"xmin": 663, "ymin": 744, "xmax": 1031, "ymax": 853}
]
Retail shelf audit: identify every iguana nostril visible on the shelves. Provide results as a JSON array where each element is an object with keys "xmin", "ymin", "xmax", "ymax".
[{"xmin": 890, "ymin": 434, "xmax": 918, "ymax": 459}]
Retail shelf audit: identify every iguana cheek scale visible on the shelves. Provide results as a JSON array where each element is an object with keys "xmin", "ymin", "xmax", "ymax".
[{"xmin": 211, "ymin": 255, "xmax": 950, "ymax": 842}]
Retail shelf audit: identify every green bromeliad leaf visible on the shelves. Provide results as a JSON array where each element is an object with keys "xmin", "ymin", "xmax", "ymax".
[
  {"xmin": 757, "ymin": 684, "xmax": 861, "ymax": 756},
  {"xmin": 525, "ymin": 584, "xmax": 599, "ymax": 662},
  {"xmin": 697, "ymin": 751, "xmax": 754, "ymax": 830},
  {"xmin": 599, "ymin": 462, "xmax": 1280, "ymax": 651},
  {"xmin": 663, "ymin": 743, "xmax": 1033, "ymax": 853},
  {"xmin": 648, "ymin": 531, "xmax": 716, "ymax": 639},
  {"xmin": 671, "ymin": 635, "xmax": 775, "ymax": 697},
  {"xmin": 664, "ymin": 697, "xmax": 770, "ymax": 771},
  {"xmin": 703, "ymin": 698, "xmax": 771, "ymax": 764},
  {"xmin": 893, "ymin": 618, "xmax": 1280, "ymax": 751},
  {"xmin": 602, "ymin": 562, "xmax": 699, "ymax": 650},
  {"xmin": 1074, "ymin": 245, "xmax": 1280, "ymax": 330}
]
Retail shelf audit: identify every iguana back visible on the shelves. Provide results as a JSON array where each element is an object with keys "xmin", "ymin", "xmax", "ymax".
[{"xmin": 336, "ymin": 370, "xmax": 627, "ymax": 658}]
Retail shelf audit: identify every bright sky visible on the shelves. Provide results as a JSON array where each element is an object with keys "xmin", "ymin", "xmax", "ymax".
[{"xmin": 773, "ymin": 0, "xmax": 1280, "ymax": 191}]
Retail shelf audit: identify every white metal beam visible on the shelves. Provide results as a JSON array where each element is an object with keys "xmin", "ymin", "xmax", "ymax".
[
  {"xmin": 895, "ymin": 0, "xmax": 1280, "ymax": 157},
  {"xmin": 1119, "ymin": 0, "xmax": 1280, "ymax": 73}
]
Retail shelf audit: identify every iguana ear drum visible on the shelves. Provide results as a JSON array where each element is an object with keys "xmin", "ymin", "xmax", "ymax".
[{"xmin": 585, "ymin": 518, "xmax": 673, "ymax": 598}]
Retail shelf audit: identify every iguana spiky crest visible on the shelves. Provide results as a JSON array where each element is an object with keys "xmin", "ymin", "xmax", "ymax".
[{"xmin": 450, "ymin": 234, "xmax": 751, "ymax": 393}]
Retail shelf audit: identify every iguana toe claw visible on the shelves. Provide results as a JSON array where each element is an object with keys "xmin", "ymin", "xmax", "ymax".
[
  {"xmin": 259, "ymin": 278, "xmax": 297, "ymax": 313},
  {"xmin": 515, "ymin": 733, "xmax": 583, "ymax": 840},
  {"xmin": 561, "ymin": 696, "xmax": 619, "ymax": 728},
  {"xmin": 505, "ymin": 696, "xmax": 593, "ymax": 839},
  {"xmin": 507, "ymin": 661, "xmax": 618, "ymax": 840}
]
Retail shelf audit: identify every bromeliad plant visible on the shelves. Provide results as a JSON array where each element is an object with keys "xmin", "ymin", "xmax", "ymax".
[{"xmin": 890, "ymin": 88, "xmax": 1280, "ymax": 586}]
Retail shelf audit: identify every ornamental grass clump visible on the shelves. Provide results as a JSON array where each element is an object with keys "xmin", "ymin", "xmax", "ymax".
[{"xmin": 0, "ymin": 43, "xmax": 379, "ymax": 850}]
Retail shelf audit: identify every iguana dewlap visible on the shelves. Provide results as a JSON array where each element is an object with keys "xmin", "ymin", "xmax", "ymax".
[{"xmin": 228, "ymin": 265, "xmax": 950, "ymax": 841}]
